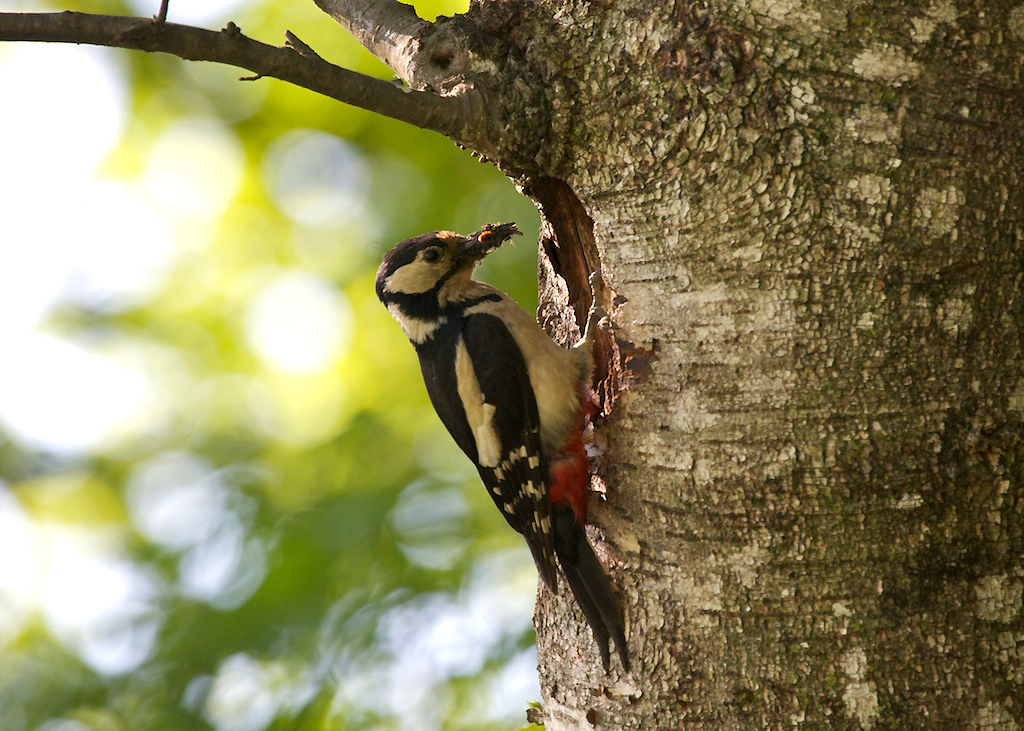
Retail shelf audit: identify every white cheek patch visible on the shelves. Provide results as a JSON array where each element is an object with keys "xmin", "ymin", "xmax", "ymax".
[
  {"xmin": 387, "ymin": 304, "xmax": 444, "ymax": 343},
  {"xmin": 384, "ymin": 260, "xmax": 441, "ymax": 295},
  {"xmin": 455, "ymin": 340, "xmax": 502, "ymax": 467}
]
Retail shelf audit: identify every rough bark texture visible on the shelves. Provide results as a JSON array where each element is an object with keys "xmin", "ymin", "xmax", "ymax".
[{"xmin": 441, "ymin": 0, "xmax": 1024, "ymax": 728}]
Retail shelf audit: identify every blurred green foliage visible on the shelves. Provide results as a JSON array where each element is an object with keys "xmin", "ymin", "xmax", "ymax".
[{"xmin": 0, "ymin": 1, "xmax": 543, "ymax": 729}]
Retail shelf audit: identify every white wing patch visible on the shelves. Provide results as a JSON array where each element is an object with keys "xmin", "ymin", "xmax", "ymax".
[
  {"xmin": 455, "ymin": 339, "xmax": 502, "ymax": 467},
  {"xmin": 476, "ymin": 403, "xmax": 500, "ymax": 467},
  {"xmin": 481, "ymin": 424, "xmax": 556, "ymax": 589},
  {"xmin": 490, "ymin": 435, "xmax": 547, "ymax": 525}
]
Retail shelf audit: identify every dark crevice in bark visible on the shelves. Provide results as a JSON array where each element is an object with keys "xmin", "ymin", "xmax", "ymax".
[
  {"xmin": 529, "ymin": 176, "xmax": 600, "ymax": 324},
  {"xmin": 526, "ymin": 176, "xmax": 655, "ymax": 418}
]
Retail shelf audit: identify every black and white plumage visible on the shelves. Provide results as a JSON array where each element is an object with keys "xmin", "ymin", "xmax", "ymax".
[{"xmin": 376, "ymin": 223, "xmax": 628, "ymax": 670}]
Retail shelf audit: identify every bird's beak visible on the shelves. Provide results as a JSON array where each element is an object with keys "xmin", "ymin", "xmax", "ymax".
[{"xmin": 455, "ymin": 222, "xmax": 522, "ymax": 266}]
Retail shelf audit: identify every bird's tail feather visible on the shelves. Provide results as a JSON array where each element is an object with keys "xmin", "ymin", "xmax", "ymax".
[{"xmin": 553, "ymin": 507, "xmax": 629, "ymax": 672}]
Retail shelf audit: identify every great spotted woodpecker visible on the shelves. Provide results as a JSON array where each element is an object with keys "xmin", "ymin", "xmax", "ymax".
[{"xmin": 376, "ymin": 222, "xmax": 628, "ymax": 671}]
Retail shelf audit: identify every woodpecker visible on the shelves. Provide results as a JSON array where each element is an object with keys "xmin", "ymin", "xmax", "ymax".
[{"xmin": 376, "ymin": 222, "xmax": 628, "ymax": 671}]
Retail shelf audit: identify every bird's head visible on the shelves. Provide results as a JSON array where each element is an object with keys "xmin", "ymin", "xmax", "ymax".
[{"xmin": 375, "ymin": 223, "xmax": 521, "ymax": 310}]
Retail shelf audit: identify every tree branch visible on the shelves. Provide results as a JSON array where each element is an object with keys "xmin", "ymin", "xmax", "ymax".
[
  {"xmin": 313, "ymin": 0, "xmax": 427, "ymax": 88},
  {"xmin": 0, "ymin": 11, "xmax": 493, "ymax": 154},
  {"xmin": 312, "ymin": 0, "xmax": 480, "ymax": 97}
]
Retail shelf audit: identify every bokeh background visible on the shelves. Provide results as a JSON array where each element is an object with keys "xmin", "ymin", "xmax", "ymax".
[{"xmin": 0, "ymin": 1, "xmax": 544, "ymax": 729}]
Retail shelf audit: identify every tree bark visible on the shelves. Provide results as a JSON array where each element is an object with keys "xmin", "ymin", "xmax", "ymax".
[
  {"xmin": 485, "ymin": 0, "xmax": 1024, "ymax": 728},
  {"xmin": 4, "ymin": 0, "xmax": 1024, "ymax": 728}
]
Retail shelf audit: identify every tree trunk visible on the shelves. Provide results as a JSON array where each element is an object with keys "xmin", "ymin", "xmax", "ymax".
[{"xmin": 480, "ymin": 0, "xmax": 1024, "ymax": 728}]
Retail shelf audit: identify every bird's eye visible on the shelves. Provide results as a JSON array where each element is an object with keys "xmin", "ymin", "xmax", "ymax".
[{"xmin": 423, "ymin": 248, "xmax": 442, "ymax": 263}]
